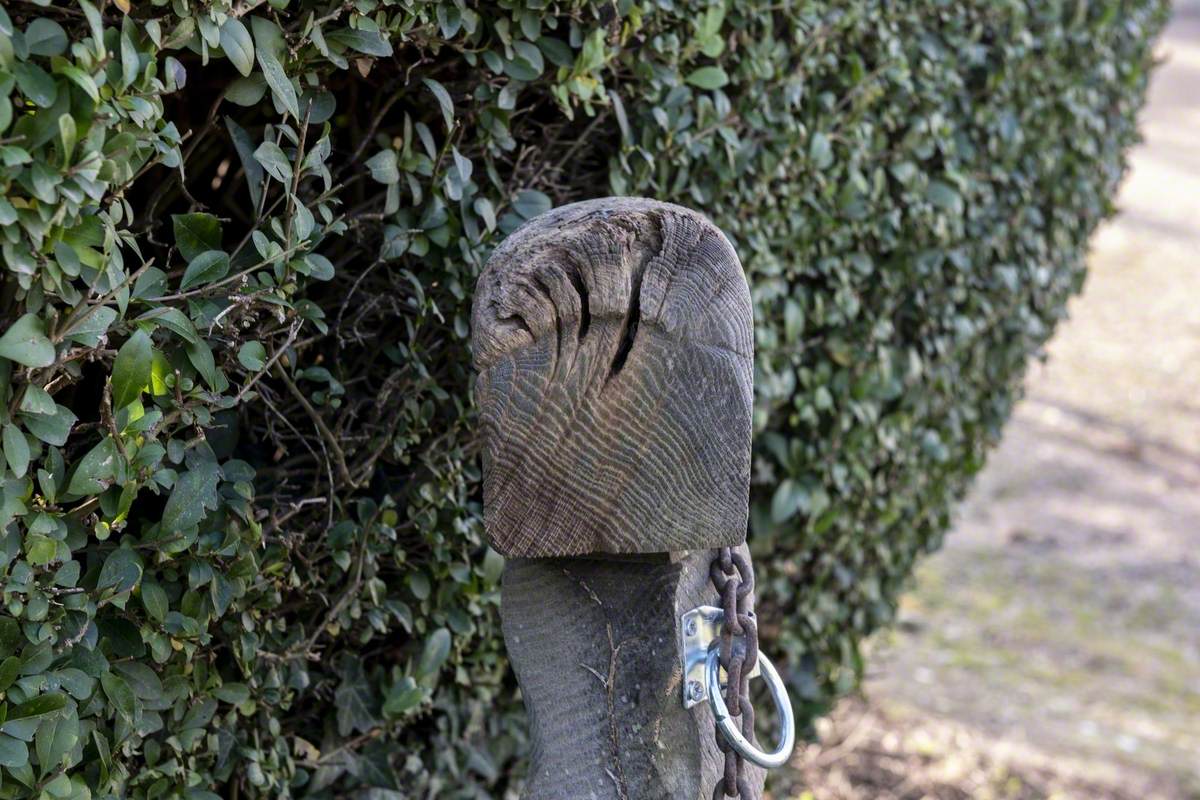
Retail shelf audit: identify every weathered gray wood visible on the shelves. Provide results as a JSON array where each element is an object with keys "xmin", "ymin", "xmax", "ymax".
[
  {"xmin": 474, "ymin": 197, "xmax": 764, "ymax": 798},
  {"xmin": 472, "ymin": 198, "xmax": 754, "ymax": 557},
  {"xmin": 502, "ymin": 548, "xmax": 765, "ymax": 800}
]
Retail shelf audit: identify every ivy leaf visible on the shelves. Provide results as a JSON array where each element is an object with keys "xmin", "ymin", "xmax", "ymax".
[
  {"xmin": 364, "ymin": 150, "xmax": 399, "ymax": 185},
  {"xmin": 78, "ymin": 0, "xmax": 105, "ymax": 58},
  {"xmin": 113, "ymin": 662, "xmax": 163, "ymax": 700},
  {"xmin": 58, "ymin": 63, "xmax": 100, "ymax": 103},
  {"xmin": 415, "ymin": 628, "xmax": 451, "ymax": 681},
  {"xmin": 161, "ymin": 461, "xmax": 221, "ymax": 532},
  {"xmin": 293, "ymin": 203, "xmax": 316, "ymax": 240},
  {"xmin": 180, "ymin": 250, "xmax": 231, "ymax": 291},
  {"xmin": 303, "ymin": 253, "xmax": 335, "ymax": 281},
  {"xmin": 474, "ymin": 197, "xmax": 497, "ymax": 232},
  {"xmin": 0, "ymin": 657, "xmax": 19, "ymax": 693},
  {"xmin": 507, "ymin": 40, "xmax": 544, "ymax": 81},
  {"xmin": 214, "ymin": 682, "xmax": 250, "ymax": 704},
  {"xmin": 58, "ymin": 114, "xmax": 77, "ymax": 167},
  {"xmin": 0, "ymin": 735, "xmax": 27, "ymax": 769},
  {"xmin": 237, "ymin": 341, "xmax": 267, "ymax": 371},
  {"xmin": 436, "ymin": 5, "xmax": 462, "ymax": 38},
  {"xmin": 100, "ymin": 672, "xmax": 138, "ymax": 723},
  {"xmin": 0, "ymin": 314, "xmax": 55, "ymax": 368},
  {"xmin": 539, "ymin": 37, "xmax": 574, "ymax": 68},
  {"xmin": 2, "ymin": 424, "xmax": 29, "ymax": 478},
  {"xmin": 172, "ymin": 213, "xmax": 223, "ymax": 263},
  {"xmin": 927, "ymin": 180, "xmax": 964, "ymax": 214},
  {"xmin": 35, "ymin": 710, "xmax": 79, "ymax": 773},
  {"xmin": 9, "ymin": 692, "xmax": 68, "ymax": 722},
  {"xmin": 186, "ymin": 340, "xmax": 222, "ymax": 390},
  {"xmin": 784, "ymin": 298, "xmax": 805, "ymax": 342},
  {"xmin": 51, "ymin": 668, "xmax": 94, "ymax": 701},
  {"xmin": 512, "ymin": 190, "xmax": 552, "ymax": 220},
  {"xmin": 251, "ymin": 16, "xmax": 300, "ymax": 119},
  {"xmin": 120, "ymin": 15, "xmax": 140, "ymax": 89},
  {"xmin": 770, "ymin": 479, "xmax": 808, "ymax": 523},
  {"xmin": 254, "ymin": 141, "xmax": 292, "ymax": 184},
  {"xmin": 140, "ymin": 580, "xmax": 168, "ymax": 622},
  {"xmin": 150, "ymin": 351, "xmax": 171, "ymax": 395},
  {"xmin": 334, "ymin": 658, "xmax": 378, "ymax": 736},
  {"xmin": 809, "ymin": 132, "xmax": 833, "ymax": 170},
  {"xmin": 422, "ymin": 78, "xmax": 454, "ymax": 131},
  {"xmin": 327, "ymin": 28, "xmax": 393, "ymax": 57},
  {"xmin": 19, "ymin": 385, "xmax": 56, "ymax": 416},
  {"xmin": 382, "ymin": 677, "xmax": 425, "ymax": 717},
  {"xmin": 137, "ymin": 307, "xmax": 200, "ymax": 345},
  {"xmin": 26, "ymin": 534, "xmax": 58, "ymax": 566},
  {"xmin": 14, "ymin": 63, "xmax": 57, "ymax": 107},
  {"xmin": 219, "ymin": 18, "xmax": 255, "ymax": 77},
  {"xmin": 25, "ymin": 18, "xmax": 69, "ymax": 57},
  {"xmin": 98, "ymin": 548, "xmax": 143, "ymax": 594},
  {"xmin": 225, "ymin": 75, "xmax": 268, "ymax": 106},
  {"xmin": 66, "ymin": 437, "xmax": 119, "ymax": 496},
  {"xmin": 112, "ymin": 329, "xmax": 153, "ymax": 409},
  {"xmin": 685, "ymin": 66, "xmax": 729, "ymax": 90},
  {"xmin": 225, "ymin": 116, "xmax": 264, "ymax": 209},
  {"xmin": 62, "ymin": 305, "xmax": 117, "ymax": 348},
  {"xmin": 53, "ymin": 560, "xmax": 80, "ymax": 589},
  {"xmin": 210, "ymin": 573, "xmax": 236, "ymax": 616},
  {"xmin": 21, "ymin": 403, "xmax": 76, "ymax": 446},
  {"xmin": 166, "ymin": 56, "xmax": 188, "ymax": 92}
]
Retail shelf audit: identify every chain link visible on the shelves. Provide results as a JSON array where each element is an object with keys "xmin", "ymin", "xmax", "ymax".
[{"xmin": 709, "ymin": 547, "xmax": 758, "ymax": 799}]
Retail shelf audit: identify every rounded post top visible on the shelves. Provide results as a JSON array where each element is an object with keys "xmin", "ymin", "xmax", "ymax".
[{"xmin": 472, "ymin": 197, "xmax": 753, "ymax": 557}]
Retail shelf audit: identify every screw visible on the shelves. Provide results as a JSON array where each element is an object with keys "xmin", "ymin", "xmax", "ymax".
[
  {"xmin": 685, "ymin": 618, "xmax": 698, "ymax": 636},
  {"xmin": 687, "ymin": 681, "xmax": 703, "ymax": 702}
]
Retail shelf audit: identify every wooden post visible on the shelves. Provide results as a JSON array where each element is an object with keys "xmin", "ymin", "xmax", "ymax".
[{"xmin": 473, "ymin": 198, "xmax": 764, "ymax": 799}]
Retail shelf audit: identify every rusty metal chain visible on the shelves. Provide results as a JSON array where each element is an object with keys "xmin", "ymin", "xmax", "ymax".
[{"xmin": 709, "ymin": 546, "xmax": 758, "ymax": 799}]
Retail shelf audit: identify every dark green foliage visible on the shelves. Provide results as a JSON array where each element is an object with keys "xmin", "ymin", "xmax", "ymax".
[{"xmin": 0, "ymin": 0, "xmax": 1165, "ymax": 797}]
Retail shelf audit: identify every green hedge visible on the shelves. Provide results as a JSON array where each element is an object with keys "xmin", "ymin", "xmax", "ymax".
[{"xmin": 0, "ymin": 1, "xmax": 1165, "ymax": 797}]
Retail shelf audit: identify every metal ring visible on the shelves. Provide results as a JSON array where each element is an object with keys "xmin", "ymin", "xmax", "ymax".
[{"xmin": 705, "ymin": 646, "xmax": 795, "ymax": 769}]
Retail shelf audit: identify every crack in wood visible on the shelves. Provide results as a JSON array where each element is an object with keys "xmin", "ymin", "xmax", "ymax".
[
  {"xmin": 472, "ymin": 198, "xmax": 753, "ymax": 557},
  {"xmin": 483, "ymin": 198, "xmax": 763, "ymax": 799}
]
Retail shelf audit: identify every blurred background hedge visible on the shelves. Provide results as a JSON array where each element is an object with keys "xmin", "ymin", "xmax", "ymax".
[{"xmin": 0, "ymin": 1, "xmax": 1166, "ymax": 797}]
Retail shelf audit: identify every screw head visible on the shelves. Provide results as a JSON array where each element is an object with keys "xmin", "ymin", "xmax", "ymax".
[
  {"xmin": 685, "ymin": 618, "xmax": 698, "ymax": 636},
  {"xmin": 687, "ymin": 680, "xmax": 703, "ymax": 702}
]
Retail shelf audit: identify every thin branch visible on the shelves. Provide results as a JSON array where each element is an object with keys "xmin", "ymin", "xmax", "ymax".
[{"xmin": 270, "ymin": 361, "xmax": 357, "ymax": 490}]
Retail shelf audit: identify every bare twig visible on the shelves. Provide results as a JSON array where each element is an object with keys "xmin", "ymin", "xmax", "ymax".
[{"xmin": 270, "ymin": 361, "xmax": 357, "ymax": 489}]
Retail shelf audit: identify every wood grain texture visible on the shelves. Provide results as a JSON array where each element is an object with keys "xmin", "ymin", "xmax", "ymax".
[
  {"xmin": 502, "ymin": 548, "xmax": 765, "ymax": 800},
  {"xmin": 473, "ymin": 198, "xmax": 754, "ymax": 557}
]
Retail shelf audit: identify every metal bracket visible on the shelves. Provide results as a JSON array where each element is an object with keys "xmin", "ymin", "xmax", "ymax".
[{"xmin": 680, "ymin": 605, "xmax": 759, "ymax": 708}]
